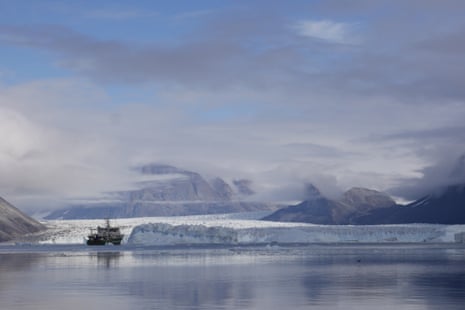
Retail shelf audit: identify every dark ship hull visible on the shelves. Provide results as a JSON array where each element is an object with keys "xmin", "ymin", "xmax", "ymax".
[
  {"xmin": 86, "ymin": 219, "xmax": 124, "ymax": 245},
  {"xmin": 86, "ymin": 235, "xmax": 107, "ymax": 245}
]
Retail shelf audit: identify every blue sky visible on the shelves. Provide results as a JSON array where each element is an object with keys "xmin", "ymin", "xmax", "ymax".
[{"xmin": 1, "ymin": 0, "xmax": 465, "ymax": 210}]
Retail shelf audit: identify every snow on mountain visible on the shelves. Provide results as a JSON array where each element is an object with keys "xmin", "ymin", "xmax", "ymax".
[
  {"xmin": 15, "ymin": 212, "xmax": 465, "ymax": 245},
  {"xmin": 44, "ymin": 164, "xmax": 276, "ymax": 219}
]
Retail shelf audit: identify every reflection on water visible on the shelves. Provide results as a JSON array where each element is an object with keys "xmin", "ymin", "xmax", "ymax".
[
  {"xmin": 94, "ymin": 251, "xmax": 121, "ymax": 268},
  {"xmin": 412, "ymin": 272, "xmax": 465, "ymax": 307},
  {"xmin": 0, "ymin": 244, "xmax": 464, "ymax": 309},
  {"xmin": 0, "ymin": 253, "xmax": 41, "ymax": 271}
]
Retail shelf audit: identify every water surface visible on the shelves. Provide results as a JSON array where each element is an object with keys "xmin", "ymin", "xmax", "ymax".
[{"xmin": 1, "ymin": 244, "xmax": 464, "ymax": 309}]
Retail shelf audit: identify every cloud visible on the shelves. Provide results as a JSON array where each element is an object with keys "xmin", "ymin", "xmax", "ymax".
[
  {"xmin": 0, "ymin": 78, "xmax": 372, "ymax": 210},
  {"xmin": 0, "ymin": 1, "xmax": 465, "ymax": 211},
  {"xmin": 294, "ymin": 19, "xmax": 359, "ymax": 44},
  {"xmin": 0, "ymin": 80, "xmax": 142, "ymax": 209},
  {"xmin": 389, "ymin": 152, "xmax": 465, "ymax": 200},
  {"xmin": 0, "ymin": 14, "xmax": 356, "ymax": 93},
  {"xmin": 0, "ymin": 24, "xmax": 248, "ymax": 87},
  {"xmin": 1, "ymin": 4, "xmax": 464, "ymax": 103},
  {"xmin": 1, "ymin": 75, "xmax": 464, "ymax": 210}
]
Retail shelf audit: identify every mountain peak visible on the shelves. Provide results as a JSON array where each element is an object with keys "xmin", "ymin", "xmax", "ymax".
[
  {"xmin": 303, "ymin": 183, "xmax": 322, "ymax": 200},
  {"xmin": 233, "ymin": 179, "xmax": 255, "ymax": 196}
]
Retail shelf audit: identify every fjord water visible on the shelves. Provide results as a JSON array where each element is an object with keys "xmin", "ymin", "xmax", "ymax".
[{"xmin": 1, "ymin": 244, "xmax": 464, "ymax": 309}]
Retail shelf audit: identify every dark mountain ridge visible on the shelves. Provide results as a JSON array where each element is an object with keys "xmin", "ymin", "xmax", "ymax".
[
  {"xmin": 356, "ymin": 184, "xmax": 465, "ymax": 224},
  {"xmin": 263, "ymin": 185, "xmax": 397, "ymax": 224},
  {"xmin": 264, "ymin": 183, "xmax": 465, "ymax": 225}
]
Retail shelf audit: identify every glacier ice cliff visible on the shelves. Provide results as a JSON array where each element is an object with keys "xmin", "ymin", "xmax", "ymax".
[
  {"xmin": 19, "ymin": 213, "xmax": 465, "ymax": 245},
  {"xmin": 128, "ymin": 222, "xmax": 465, "ymax": 245}
]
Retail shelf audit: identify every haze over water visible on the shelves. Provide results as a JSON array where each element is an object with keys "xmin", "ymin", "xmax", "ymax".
[{"xmin": 1, "ymin": 244, "xmax": 464, "ymax": 309}]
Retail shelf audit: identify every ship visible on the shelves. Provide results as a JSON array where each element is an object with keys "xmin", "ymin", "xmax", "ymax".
[{"xmin": 86, "ymin": 219, "xmax": 124, "ymax": 245}]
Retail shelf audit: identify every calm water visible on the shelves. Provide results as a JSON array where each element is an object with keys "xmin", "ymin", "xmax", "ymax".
[{"xmin": 1, "ymin": 244, "xmax": 464, "ymax": 309}]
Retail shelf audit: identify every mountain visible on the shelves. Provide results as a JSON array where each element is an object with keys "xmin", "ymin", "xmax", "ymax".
[
  {"xmin": 355, "ymin": 184, "xmax": 465, "ymax": 224},
  {"xmin": 264, "ymin": 182, "xmax": 465, "ymax": 225},
  {"xmin": 339, "ymin": 187, "xmax": 397, "ymax": 223},
  {"xmin": 0, "ymin": 196, "xmax": 46, "ymax": 242},
  {"xmin": 263, "ymin": 185, "xmax": 397, "ymax": 224},
  {"xmin": 45, "ymin": 164, "xmax": 277, "ymax": 220},
  {"xmin": 262, "ymin": 198, "xmax": 341, "ymax": 224},
  {"xmin": 263, "ymin": 184, "xmax": 342, "ymax": 224}
]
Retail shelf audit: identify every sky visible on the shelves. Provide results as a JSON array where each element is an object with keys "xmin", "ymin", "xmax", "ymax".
[{"xmin": 1, "ymin": 0, "xmax": 465, "ymax": 211}]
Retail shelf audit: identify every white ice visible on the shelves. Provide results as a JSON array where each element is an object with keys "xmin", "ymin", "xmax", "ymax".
[{"xmin": 21, "ymin": 211, "xmax": 465, "ymax": 245}]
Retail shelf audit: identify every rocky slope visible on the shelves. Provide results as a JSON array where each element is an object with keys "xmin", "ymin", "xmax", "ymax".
[
  {"xmin": 0, "ymin": 197, "xmax": 46, "ymax": 242},
  {"xmin": 263, "ymin": 185, "xmax": 397, "ymax": 224},
  {"xmin": 339, "ymin": 187, "xmax": 398, "ymax": 223},
  {"xmin": 263, "ymin": 185, "xmax": 343, "ymax": 224}
]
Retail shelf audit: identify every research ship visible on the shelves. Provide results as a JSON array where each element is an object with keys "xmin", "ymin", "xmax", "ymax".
[{"xmin": 86, "ymin": 219, "xmax": 124, "ymax": 245}]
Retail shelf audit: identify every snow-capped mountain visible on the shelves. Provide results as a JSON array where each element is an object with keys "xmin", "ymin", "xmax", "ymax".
[{"xmin": 44, "ymin": 164, "xmax": 277, "ymax": 220}]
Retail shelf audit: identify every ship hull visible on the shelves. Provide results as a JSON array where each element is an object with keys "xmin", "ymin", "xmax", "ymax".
[{"xmin": 86, "ymin": 239, "xmax": 106, "ymax": 246}]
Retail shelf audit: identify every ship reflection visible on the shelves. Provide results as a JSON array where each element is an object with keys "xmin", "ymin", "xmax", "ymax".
[{"xmin": 94, "ymin": 251, "xmax": 121, "ymax": 268}]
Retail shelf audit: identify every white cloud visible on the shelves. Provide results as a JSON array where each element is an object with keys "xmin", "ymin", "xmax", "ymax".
[
  {"xmin": 0, "ymin": 108, "xmax": 41, "ymax": 161},
  {"xmin": 0, "ymin": 1, "xmax": 465, "ymax": 215},
  {"xmin": 294, "ymin": 19, "xmax": 359, "ymax": 44},
  {"xmin": 1, "ymin": 76, "xmax": 463, "ymax": 211},
  {"xmin": 1, "ymin": 44, "xmax": 464, "ymax": 211}
]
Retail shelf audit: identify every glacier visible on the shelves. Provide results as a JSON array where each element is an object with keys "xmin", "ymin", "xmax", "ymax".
[
  {"xmin": 128, "ymin": 222, "xmax": 465, "ymax": 245},
  {"xmin": 20, "ymin": 211, "xmax": 465, "ymax": 245}
]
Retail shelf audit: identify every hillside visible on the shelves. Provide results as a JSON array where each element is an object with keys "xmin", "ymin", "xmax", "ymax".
[
  {"xmin": 264, "ymin": 183, "xmax": 465, "ymax": 225},
  {"xmin": 263, "ymin": 185, "xmax": 343, "ymax": 224},
  {"xmin": 263, "ymin": 186, "xmax": 397, "ymax": 224},
  {"xmin": 0, "ymin": 197, "xmax": 46, "ymax": 242},
  {"xmin": 355, "ymin": 184, "xmax": 465, "ymax": 224}
]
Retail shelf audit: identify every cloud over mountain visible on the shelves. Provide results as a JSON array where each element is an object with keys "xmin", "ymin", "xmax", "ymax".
[{"xmin": 0, "ymin": 1, "xmax": 464, "ymax": 211}]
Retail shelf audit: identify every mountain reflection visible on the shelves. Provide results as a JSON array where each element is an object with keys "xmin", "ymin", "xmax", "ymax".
[
  {"xmin": 1, "ymin": 245, "xmax": 465, "ymax": 309},
  {"xmin": 0, "ymin": 253, "xmax": 41, "ymax": 272},
  {"xmin": 122, "ymin": 264, "xmax": 255, "ymax": 308},
  {"xmin": 411, "ymin": 272, "xmax": 465, "ymax": 310}
]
